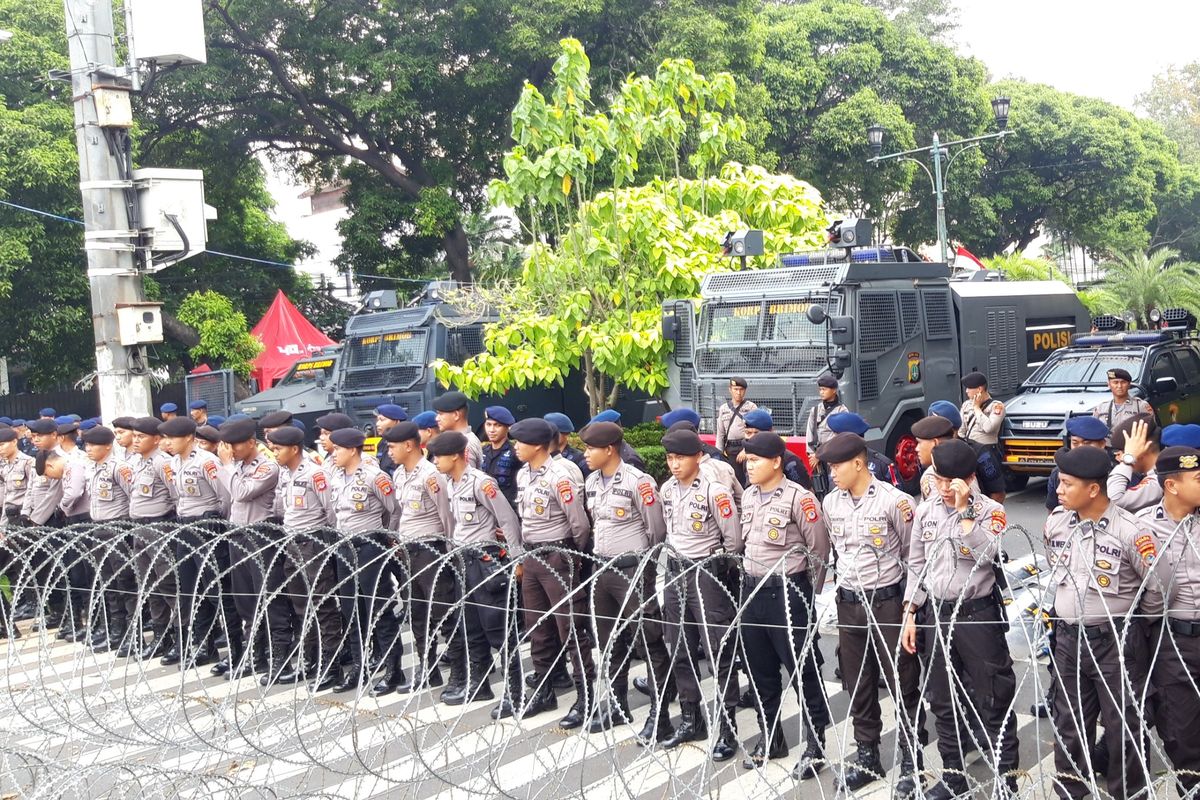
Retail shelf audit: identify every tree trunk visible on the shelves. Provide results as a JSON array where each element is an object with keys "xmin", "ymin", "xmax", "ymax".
[
  {"xmin": 161, "ymin": 311, "xmax": 200, "ymax": 349},
  {"xmin": 444, "ymin": 219, "xmax": 473, "ymax": 284}
]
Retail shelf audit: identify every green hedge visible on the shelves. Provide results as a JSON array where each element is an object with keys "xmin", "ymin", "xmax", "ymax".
[
  {"xmin": 566, "ymin": 422, "xmax": 669, "ymax": 482},
  {"xmin": 634, "ymin": 445, "xmax": 668, "ymax": 483},
  {"xmin": 624, "ymin": 421, "xmax": 666, "ymax": 449}
]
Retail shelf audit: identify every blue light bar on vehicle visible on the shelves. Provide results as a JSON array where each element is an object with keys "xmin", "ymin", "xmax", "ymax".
[
  {"xmin": 781, "ymin": 247, "xmax": 903, "ymax": 266},
  {"xmin": 1071, "ymin": 331, "xmax": 1172, "ymax": 346}
]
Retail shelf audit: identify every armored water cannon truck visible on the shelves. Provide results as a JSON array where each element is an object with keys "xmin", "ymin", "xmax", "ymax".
[{"xmin": 662, "ymin": 233, "xmax": 1089, "ymax": 488}]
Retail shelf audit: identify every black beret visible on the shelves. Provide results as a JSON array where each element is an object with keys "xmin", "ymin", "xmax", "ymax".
[
  {"xmin": 110, "ymin": 416, "xmax": 136, "ymax": 430},
  {"xmin": 817, "ymin": 432, "xmax": 868, "ymax": 464},
  {"xmin": 743, "ymin": 432, "xmax": 786, "ymax": 459},
  {"xmin": 931, "ymin": 439, "xmax": 978, "ymax": 480},
  {"xmin": 329, "ymin": 428, "xmax": 366, "ymax": 448},
  {"xmin": 1111, "ymin": 412, "xmax": 1159, "ymax": 451},
  {"xmin": 56, "ymin": 422, "xmax": 79, "ymax": 435},
  {"xmin": 315, "ymin": 413, "xmax": 355, "ymax": 432},
  {"xmin": 509, "ymin": 418, "xmax": 556, "ymax": 446},
  {"xmin": 427, "ymin": 431, "xmax": 468, "ymax": 457},
  {"xmin": 158, "ymin": 417, "xmax": 197, "ymax": 437},
  {"xmin": 1107, "ymin": 368, "xmax": 1133, "ymax": 382},
  {"xmin": 0, "ymin": 428, "xmax": 17, "ymax": 443},
  {"xmin": 130, "ymin": 417, "xmax": 162, "ymax": 435},
  {"xmin": 259, "ymin": 410, "xmax": 294, "ymax": 428},
  {"xmin": 82, "ymin": 426, "xmax": 115, "ymax": 446},
  {"xmin": 432, "ymin": 391, "xmax": 469, "ymax": 412},
  {"xmin": 661, "ymin": 429, "xmax": 703, "ymax": 456},
  {"xmin": 666, "ymin": 420, "xmax": 699, "ymax": 433},
  {"xmin": 729, "ymin": 377, "xmax": 747, "ymax": 388},
  {"xmin": 1055, "ymin": 445, "xmax": 1113, "ymax": 481},
  {"xmin": 27, "ymin": 419, "xmax": 57, "ymax": 435},
  {"xmin": 961, "ymin": 371, "xmax": 988, "ymax": 389},
  {"xmin": 817, "ymin": 374, "xmax": 838, "ymax": 389},
  {"xmin": 580, "ymin": 421, "xmax": 624, "ymax": 448},
  {"xmin": 195, "ymin": 425, "xmax": 222, "ymax": 444},
  {"xmin": 219, "ymin": 419, "xmax": 257, "ymax": 444},
  {"xmin": 382, "ymin": 421, "xmax": 420, "ymax": 443},
  {"xmin": 912, "ymin": 415, "xmax": 957, "ymax": 440},
  {"xmin": 266, "ymin": 426, "xmax": 304, "ymax": 447},
  {"xmin": 1157, "ymin": 446, "xmax": 1200, "ymax": 475}
]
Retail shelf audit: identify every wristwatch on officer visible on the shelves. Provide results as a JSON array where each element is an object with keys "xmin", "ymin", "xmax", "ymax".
[
  {"xmin": 1121, "ymin": 453, "xmax": 1136, "ymax": 466},
  {"xmin": 960, "ymin": 505, "xmax": 978, "ymax": 521}
]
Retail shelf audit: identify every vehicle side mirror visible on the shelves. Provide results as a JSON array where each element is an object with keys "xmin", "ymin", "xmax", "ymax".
[
  {"xmin": 830, "ymin": 315, "xmax": 856, "ymax": 346},
  {"xmin": 806, "ymin": 305, "xmax": 828, "ymax": 325},
  {"xmin": 662, "ymin": 312, "xmax": 679, "ymax": 344},
  {"xmin": 1155, "ymin": 376, "xmax": 1178, "ymax": 393}
]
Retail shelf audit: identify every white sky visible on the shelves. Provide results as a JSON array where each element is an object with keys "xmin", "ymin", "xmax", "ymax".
[{"xmin": 954, "ymin": 0, "xmax": 1200, "ymax": 110}]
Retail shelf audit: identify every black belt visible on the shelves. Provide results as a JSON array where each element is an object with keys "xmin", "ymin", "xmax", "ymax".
[
  {"xmin": 726, "ymin": 439, "xmax": 745, "ymax": 448},
  {"xmin": 1056, "ymin": 620, "xmax": 1119, "ymax": 642},
  {"xmin": 743, "ymin": 571, "xmax": 812, "ymax": 591},
  {"xmin": 406, "ymin": 538, "xmax": 448, "ymax": 554},
  {"xmin": 131, "ymin": 513, "xmax": 174, "ymax": 524},
  {"xmin": 601, "ymin": 553, "xmax": 641, "ymax": 569},
  {"xmin": 931, "ymin": 594, "xmax": 1000, "ymax": 619},
  {"xmin": 177, "ymin": 512, "xmax": 222, "ymax": 524},
  {"xmin": 528, "ymin": 538, "xmax": 574, "ymax": 550},
  {"xmin": 837, "ymin": 582, "xmax": 903, "ymax": 605},
  {"xmin": 63, "ymin": 513, "xmax": 90, "ymax": 525},
  {"xmin": 1168, "ymin": 617, "xmax": 1200, "ymax": 637},
  {"xmin": 667, "ymin": 555, "xmax": 698, "ymax": 573}
]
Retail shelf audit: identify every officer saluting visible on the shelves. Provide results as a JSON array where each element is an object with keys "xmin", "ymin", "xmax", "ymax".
[
  {"xmin": 738, "ymin": 432, "xmax": 831, "ymax": 772},
  {"xmin": 1092, "ymin": 368, "xmax": 1152, "ymax": 431},
  {"xmin": 1107, "ymin": 416, "xmax": 1162, "ymax": 510},
  {"xmin": 901, "ymin": 440, "xmax": 1020, "ymax": 798},
  {"xmin": 579, "ymin": 421, "xmax": 674, "ymax": 743},
  {"xmin": 959, "ymin": 372, "xmax": 1007, "ymax": 502},
  {"xmin": 1044, "ymin": 445, "xmax": 1158, "ymax": 800},
  {"xmin": 658, "ymin": 428, "xmax": 743, "ymax": 762}
]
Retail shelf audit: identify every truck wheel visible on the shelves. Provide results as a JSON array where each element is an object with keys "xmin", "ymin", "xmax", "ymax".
[
  {"xmin": 1004, "ymin": 469, "xmax": 1029, "ymax": 493},
  {"xmin": 886, "ymin": 415, "xmax": 922, "ymax": 495}
]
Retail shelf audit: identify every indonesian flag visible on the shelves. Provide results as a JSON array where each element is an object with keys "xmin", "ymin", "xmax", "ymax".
[{"xmin": 955, "ymin": 245, "xmax": 987, "ymax": 270}]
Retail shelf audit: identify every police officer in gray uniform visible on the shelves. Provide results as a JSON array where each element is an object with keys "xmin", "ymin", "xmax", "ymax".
[
  {"xmin": 432, "ymin": 391, "xmax": 484, "ymax": 468},
  {"xmin": 326, "ymin": 427, "xmax": 398, "ymax": 694},
  {"xmin": 901, "ymin": 440, "xmax": 1020, "ymax": 799},
  {"xmin": 161, "ymin": 416, "xmax": 229, "ymax": 668},
  {"xmin": 580, "ymin": 421, "xmax": 674, "ymax": 743},
  {"xmin": 384, "ymin": 421, "xmax": 454, "ymax": 694},
  {"xmin": 267, "ymin": 425, "xmax": 341, "ymax": 691},
  {"xmin": 1044, "ymin": 445, "xmax": 1158, "ymax": 800},
  {"xmin": 658, "ymin": 428, "xmax": 744, "ymax": 761},
  {"xmin": 82, "ymin": 426, "xmax": 132, "ymax": 653},
  {"xmin": 125, "ymin": 417, "xmax": 179, "ymax": 658},
  {"xmin": 1107, "ymin": 415, "xmax": 1163, "ymax": 510},
  {"xmin": 0, "ymin": 427, "xmax": 35, "ymax": 630}
]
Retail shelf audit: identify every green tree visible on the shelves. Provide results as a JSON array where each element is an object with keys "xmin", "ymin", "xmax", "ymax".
[
  {"xmin": 1148, "ymin": 162, "xmax": 1200, "ymax": 260},
  {"xmin": 1138, "ymin": 62, "xmax": 1200, "ymax": 164},
  {"xmin": 433, "ymin": 40, "xmax": 827, "ymax": 413},
  {"xmin": 983, "ymin": 253, "xmax": 1071, "ymax": 284},
  {"xmin": 176, "ymin": 290, "xmax": 263, "ymax": 378},
  {"xmin": 1088, "ymin": 248, "xmax": 1200, "ymax": 328}
]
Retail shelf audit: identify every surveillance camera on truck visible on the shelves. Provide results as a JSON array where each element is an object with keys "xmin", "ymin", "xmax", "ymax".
[{"xmin": 662, "ymin": 227, "xmax": 1089, "ymax": 489}]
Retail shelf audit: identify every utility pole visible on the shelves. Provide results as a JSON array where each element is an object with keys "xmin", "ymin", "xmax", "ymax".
[{"xmin": 65, "ymin": 0, "xmax": 153, "ymax": 419}]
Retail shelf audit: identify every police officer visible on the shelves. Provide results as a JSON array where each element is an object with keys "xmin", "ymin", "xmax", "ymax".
[
  {"xmin": 261, "ymin": 410, "xmax": 324, "ymax": 467},
  {"xmin": 662, "ymin": 409, "xmax": 724, "ymax": 462},
  {"xmin": 1044, "ymin": 445, "xmax": 1157, "ymax": 800},
  {"xmin": 124, "ymin": 416, "xmax": 178, "ymax": 658},
  {"xmin": 1045, "ymin": 416, "xmax": 1111, "ymax": 511},
  {"xmin": 481, "ymin": 406, "xmax": 519, "ymax": 505},
  {"xmin": 430, "ymin": 431, "xmax": 523, "ymax": 716},
  {"xmin": 160, "ymin": 402, "xmax": 179, "ymax": 421},
  {"xmin": 931, "ymin": 399, "xmax": 1007, "ymax": 502},
  {"xmin": 432, "ymin": 391, "xmax": 484, "ymax": 468},
  {"xmin": 738, "ymin": 432, "xmax": 831, "ymax": 772},
  {"xmin": 81, "ymin": 425, "xmax": 133, "ymax": 653},
  {"xmin": 413, "ymin": 411, "xmax": 439, "ymax": 452},
  {"xmin": 542, "ymin": 413, "xmax": 587, "ymax": 479},
  {"xmin": 716, "ymin": 377, "xmax": 757, "ymax": 484},
  {"xmin": 741, "ymin": 409, "xmax": 812, "ymax": 490},
  {"xmin": 15, "ymin": 420, "xmax": 38, "ymax": 458},
  {"xmin": 1143, "ymin": 446, "xmax": 1200, "ymax": 795},
  {"xmin": 325, "ymin": 427, "xmax": 398, "ymax": 693},
  {"xmin": 1108, "ymin": 415, "xmax": 1162, "ymax": 510},
  {"xmin": 665, "ymin": 420, "xmax": 742, "ymax": 506},
  {"xmin": 374, "ymin": 404, "xmax": 408, "ymax": 476},
  {"xmin": 658, "ymin": 428, "xmax": 743, "ymax": 761},
  {"xmin": 901, "ymin": 440, "xmax": 1020, "ymax": 798},
  {"xmin": 959, "ymin": 372, "xmax": 1006, "ymax": 502},
  {"xmin": 267, "ymin": 425, "xmax": 342, "ymax": 692},
  {"xmin": 805, "ymin": 374, "xmax": 847, "ymax": 495},
  {"xmin": 1093, "ymin": 368, "xmax": 1152, "ymax": 431},
  {"xmin": 827, "ymin": 412, "xmax": 900, "ymax": 487},
  {"xmin": 0, "ymin": 427, "xmax": 34, "ymax": 633},
  {"xmin": 817, "ymin": 432, "xmax": 923, "ymax": 792},
  {"xmin": 579, "ymin": 421, "xmax": 674, "ymax": 743},
  {"xmin": 588, "ymin": 410, "xmax": 647, "ymax": 472},
  {"xmin": 161, "ymin": 416, "xmax": 229, "ymax": 668},
  {"xmin": 383, "ymin": 421, "xmax": 454, "ymax": 694},
  {"xmin": 196, "ymin": 425, "xmax": 222, "ymax": 455},
  {"xmin": 913, "ymin": 414, "xmax": 958, "ymax": 501},
  {"xmin": 188, "ymin": 400, "xmax": 208, "ymax": 425},
  {"xmin": 111, "ymin": 416, "xmax": 135, "ymax": 462}
]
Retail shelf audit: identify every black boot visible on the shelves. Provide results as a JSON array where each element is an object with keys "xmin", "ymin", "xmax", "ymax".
[
  {"xmin": 160, "ymin": 640, "xmax": 183, "ymax": 666},
  {"xmin": 632, "ymin": 675, "xmax": 651, "ymax": 697},
  {"xmin": 636, "ymin": 703, "xmax": 675, "ymax": 746},
  {"xmin": 140, "ymin": 630, "xmax": 172, "ymax": 660},
  {"xmin": 837, "ymin": 741, "xmax": 883, "ymax": 792},
  {"xmin": 993, "ymin": 772, "xmax": 1020, "ymax": 799},
  {"xmin": 520, "ymin": 678, "xmax": 558, "ymax": 717},
  {"xmin": 588, "ymin": 687, "xmax": 632, "ymax": 733},
  {"xmin": 711, "ymin": 711, "xmax": 738, "ymax": 762},
  {"xmin": 894, "ymin": 742, "xmax": 925, "ymax": 798},
  {"xmin": 742, "ymin": 725, "xmax": 787, "ymax": 769},
  {"xmin": 333, "ymin": 664, "xmax": 365, "ymax": 694},
  {"xmin": 925, "ymin": 757, "xmax": 968, "ymax": 799},
  {"xmin": 662, "ymin": 702, "xmax": 707, "ymax": 749},
  {"xmin": 370, "ymin": 667, "xmax": 410, "ymax": 697},
  {"xmin": 792, "ymin": 726, "xmax": 826, "ymax": 780},
  {"xmin": 560, "ymin": 689, "xmax": 590, "ymax": 730},
  {"xmin": 438, "ymin": 659, "xmax": 468, "ymax": 705},
  {"xmin": 190, "ymin": 642, "xmax": 220, "ymax": 668},
  {"xmin": 491, "ymin": 666, "xmax": 526, "ymax": 720},
  {"xmin": 406, "ymin": 662, "xmax": 443, "ymax": 693},
  {"xmin": 441, "ymin": 661, "xmax": 494, "ymax": 706}
]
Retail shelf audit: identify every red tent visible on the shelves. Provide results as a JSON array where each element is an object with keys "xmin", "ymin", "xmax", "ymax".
[{"xmin": 249, "ymin": 290, "xmax": 337, "ymax": 389}]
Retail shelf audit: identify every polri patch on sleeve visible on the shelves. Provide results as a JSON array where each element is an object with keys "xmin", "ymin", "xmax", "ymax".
[
  {"xmin": 989, "ymin": 509, "xmax": 1007, "ymax": 534},
  {"xmin": 715, "ymin": 493, "xmax": 733, "ymax": 518},
  {"xmin": 253, "ymin": 463, "xmax": 271, "ymax": 478},
  {"xmin": 313, "ymin": 472, "xmax": 327, "ymax": 492},
  {"xmin": 801, "ymin": 496, "xmax": 819, "ymax": 523},
  {"xmin": 1135, "ymin": 533, "xmax": 1157, "ymax": 563},
  {"xmin": 374, "ymin": 474, "xmax": 393, "ymax": 495},
  {"xmin": 426, "ymin": 476, "xmax": 440, "ymax": 494},
  {"xmin": 203, "ymin": 460, "xmax": 218, "ymax": 480},
  {"xmin": 482, "ymin": 481, "xmax": 498, "ymax": 500},
  {"xmin": 897, "ymin": 498, "xmax": 913, "ymax": 524},
  {"xmin": 557, "ymin": 479, "xmax": 574, "ymax": 504},
  {"xmin": 639, "ymin": 482, "xmax": 656, "ymax": 506}
]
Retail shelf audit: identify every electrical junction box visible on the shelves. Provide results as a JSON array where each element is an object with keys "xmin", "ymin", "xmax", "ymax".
[
  {"xmin": 116, "ymin": 303, "xmax": 164, "ymax": 345},
  {"xmin": 93, "ymin": 86, "xmax": 133, "ymax": 128},
  {"xmin": 133, "ymin": 168, "xmax": 217, "ymax": 269},
  {"xmin": 128, "ymin": 0, "xmax": 207, "ymax": 65}
]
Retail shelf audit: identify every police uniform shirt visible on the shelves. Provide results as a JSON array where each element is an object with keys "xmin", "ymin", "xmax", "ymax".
[
  {"xmin": 716, "ymin": 399, "xmax": 759, "ymax": 452},
  {"xmin": 553, "ymin": 452, "xmax": 585, "ymax": 485},
  {"xmin": 905, "ymin": 491, "xmax": 1007, "ymax": 608},
  {"xmin": 462, "ymin": 429, "xmax": 484, "ymax": 469},
  {"xmin": 173, "ymin": 447, "xmax": 229, "ymax": 518},
  {"xmin": 1043, "ymin": 504, "xmax": 1159, "ymax": 626},
  {"xmin": 221, "ymin": 455, "xmax": 280, "ymax": 525},
  {"xmin": 561, "ymin": 445, "xmax": 591, "ymax": 478},
  {"xmin": 742, "ymin": 479, "xmax": 830, "ymax": 583},
  {"xmin": 277, "ymin": 460, "xmax": 334, "ymax": 530},
  {"xmin": 1138, "ymin": 502, "xmax": 1196, "ymax": 621},
  {"xmin": 1092, "ymin": 397, "xmax": 1153, "ymax": 432},
  {"xmin": 447, "ymin": 466, "xmax": 521, "ymax": 547},
  {"xmin": 59, "ymin": 456, "xmax": 90, "ymax": 518},
  {"xmin": 959, "ymin": 398, "xmax": 1005, "ymax": 445},
  {"xmin": 481, "ymin": 440, "xmax": 518, "ymax": 500},
  {"xmin": 127, "ymin": 451, "xmax": 176, "ymax": 518},
  {"xmin": 88, "ymin": 455, "xmax": 132, "ymax": 521},
  {"xmin": 661, "ymin": 473, "xmax": 742, "ymax": 559},
  {"xmin": 331, "ymin": 462, "xmax": 394, "ymax": 533},
  {"xmin": 805, "ymin": 401, "xmax": 849, "ymax": 449},
  {"xmin": 920, "ymin": 465, "xmax": 937, "ymax": 501},
  {"xmin": 0, "ymin": 451, "xmax": 35, "ymax": 511},
  {"xmin": 701, "ymin": 454, "xmax": 743, "ymax": 506},
  {"xmin": 1107, "ymin": 464, "xmax": 1163, "ymax": 511},
  {"xmin": 585, "ymin": 463, "xmax": 666, "ymax": 557},
  {"xmin": 516, "ymin": 460, "xmax": 590, "ymax": 550},
  {"xmin": 21, "ymin": 467, "xmax": 64, "ymax": 525},
  {"xmin": 392, "ymin": 458, "xmax": 452, "ymax": 539},
  {"xmin": 822, "ymin": 478, "xmax": 915, "ymax": 591}
]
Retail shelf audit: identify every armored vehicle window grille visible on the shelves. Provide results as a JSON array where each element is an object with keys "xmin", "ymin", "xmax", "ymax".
[
  {"xmin": 343, "ymin": 365, "xmax": 424, "ymax": 392},
  {"xmin": 986, "ymin": 309, "xmax": 1019, "ymax": 395},
  {"xmin": 701, "ymin": 301, "xmax": 763, "ymax": 343},
  {"xmin": 185, "ymin": 370, "xmax": 235, "ymax": 417},
  {"xmin": 922, "ymin": 290, "xmax": 953, "ymax": 339},
  {"xmin": 900, "ymin": 292, "xmax": 921, "ymax": 339},
  {"xmin": 446, "ymin": 326, "xmax": 485, "ymax": 366},
  {"xmin": 858, "ymin": 360, "xmax": 880, "ymax": 401},
  {"xmin": 695, "ymin": 345, "xmax": 827, "ymax": 375},
  {"xmin": 703, "ymin": 266, "xmax": 843, "ymax": 296},
  {"xmin": 679, "ymin": 366, "xmax": 695, "ymax": 403},
  {"xmin": 857, "ymin": 293, "xmax": 900, "ymax": 355}
]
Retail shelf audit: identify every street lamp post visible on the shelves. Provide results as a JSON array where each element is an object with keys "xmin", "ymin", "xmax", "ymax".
[{"xmin": 867, "ymin": 96, "xmax": 1011, "ymax": 264}]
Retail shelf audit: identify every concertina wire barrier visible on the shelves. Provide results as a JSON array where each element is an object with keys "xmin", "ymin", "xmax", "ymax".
[{"xmin": 0, "ymin": 518, "xmax": 1196, "ymax": 799}]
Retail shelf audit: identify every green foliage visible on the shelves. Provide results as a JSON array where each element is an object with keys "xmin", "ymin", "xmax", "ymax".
[
  {"xmin": 1148, "ymin": 162, "xmax": 1200, "ymax": 261},
  {"xmin": 634, "ymin": 445, "xmax": 669, "ymax": 484},
  {"xmin": 623, "ymin": 422, "xmax": 668, "ymax": 449},
  {"xmin": 1087, "ymin": 248, "xmax": 1200, "ymax": 328},
  {"xmin": 1138, "ymin": 62, "xmax": 1200, "ymax": 165},
  {"xmin": 982, "ymin": 253, "xmax": 1072, "ymax": 285},
  {"xmin": 176, "ymin": 291, "xmax": 264, "ymax": 378}
]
